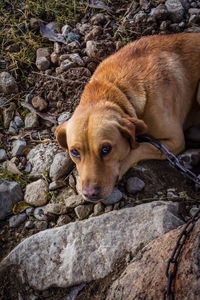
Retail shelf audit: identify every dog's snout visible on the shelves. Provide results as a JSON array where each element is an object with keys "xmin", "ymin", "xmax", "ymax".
[{"xmin": 82, "ymin": 184, "xmax": 100, "ymax": 200}]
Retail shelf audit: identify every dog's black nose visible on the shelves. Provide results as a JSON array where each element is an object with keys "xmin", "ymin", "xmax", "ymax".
[{"xmin": 82, "ymin": 184, "xmax": 100, "ymax": 200}]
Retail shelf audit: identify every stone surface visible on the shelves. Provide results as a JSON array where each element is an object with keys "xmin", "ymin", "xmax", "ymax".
[
  {"xmin": 150, "ymin": 4, "xmax": 169, "ymax": 20},
  {"xmin": 49, "ymin": 152, "xmax": 74, "ymax": 181},
  {"xmin": 86, "ymin": 41, "xmax": 98, "ymax": 58},
  {"xmin": 0, "ymin": 149, "xmax": 7, "ymax": 162},
  {"xmin": 74, "ymin": 204, "xmax": 93, "ymax": 220},
  {"xmin": 36, "ymin": 47, "xmax": 51, "ymax": 59},
  {"xmin": 3, "ymin": 102, "xmax": 16, "ymax": 128},
  {"xmin": 9, "ymin": 213, "xmax": 27, "ymax": 228},
  {"xmin": 102, "ymin": 188, "xmax": 123, "ymax": 205},
  {"xmin": 25, "ymin": 113, "xmax": 39, "ymax": 129},
  {"xmin": 34, "ymin": 220, "xmax": 48, "ymax": 230},
  {"xmin": 69, "ymin": 53, "xmax": 84, "ymax": 66},
  {"xmin": 33, "ymin": 206, "xmax": 47, "ymax": 221},
  {"xmin": 45, "ymin": 203, "xmax": 67, "ymax": 215},
  {"xmin": 27, "ymin": 142, "xmax": 60, "ymax": 174},
  {"xmin": 14, "ymin": 116, "xmax": 24, "ymax": 128},
  {"xmin": 8, "ymin": 120, "xmax": 18, "ymax": 134},
  {"xmin": 165, "ymin": 0, "xmax": 185, "ymax": 23},
  {"xmin": 11, "ymin": 140, "xmax": 26, "ymax": 157},
  {"xmin": 64, "ymin": 195, "xmax": 86, "ymax": 209},
  {"xmin": 57, "ymin": 112, "xmax": 71, "ymax": 125},
  {"xmin": 36, "ymin": 57, "xmax": 50, "ymax": 71},
  {"xmin": 49, "ymin": 180, "xmax": 66, "ymax": 191},
  {"xmin": 0, "ymin": 179, "xmax": 23, "ymax": 220},
  {"xmin": 56, "ymin": 215, "xmax": 72, "ymax": 227},
  {"xmin": 106, "ymin": 220, "xmax": 200, "ymax": 300},
  {"xmin": 24, "ymin": 179, "xmax": 48, "ymax": 206},
  {"xmin": 0, "ymin": 72, "xmax": 18, "ymax": 94},
  {"xmin": 126, "ymin": 177, "xmax": 145, "ymax": 194},
  {"xmin": 0, "ymin": 201, "xmax": 184, "ymax": 290},
  {"xmin": 60, "ymin": 59, "xmax": 75, "ymax": 72},
  {"xmin": 32, "ymin": 96, "xmax": 48, "ymax": 111}
]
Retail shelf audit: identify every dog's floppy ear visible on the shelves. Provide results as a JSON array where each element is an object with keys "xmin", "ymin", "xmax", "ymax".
[
  {"xmin": 117, "ymin": 117, "xmax": 147, "ymax": 149},
  {"xmin": 55, "ymin": 121, "xmax": 68, "ymax": 150}
]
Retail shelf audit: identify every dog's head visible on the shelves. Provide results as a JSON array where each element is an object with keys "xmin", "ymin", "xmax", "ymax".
[{"xmin": 56, "ymin": 103, "xmax": 147, "ymax": 202}]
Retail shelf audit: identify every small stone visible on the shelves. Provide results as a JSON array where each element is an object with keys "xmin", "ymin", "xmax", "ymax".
[
  {"xmin": 14, "ymin": 116, "xmax": 24, "ymax": 128},
  {"xmin": 189, "ymin": 207, "xmax": 199, "ymax": 217},
  {"xmin": 45, "ymin": 203, "xmax": 67, "ymax": 215},
  {"xmin": 60, "ymin": 59, "xmax": 75, "ymax": 72},
  {"xmin": 30, "ymin": 18, "xmax": 40, "ymax": 30},
  {"xmin": 126, "ymin": 177, "xmax": 145, "ymax": 194},
  {"xmin": 133, "ymin": 11, "xmax": 146, "ymax": 23},
  {"xmin": 49, "ymin": 152, "xmax": 74, "ymax": 181},
  {"xmin": 165, "ymin": 0, "xmax": 185, "ymax": 23},
  {"xmin": 25, "ymin": 94, "xmax": 33, "ymax": 104},
  {"xmin": 50, "ymin": 52, "xmax": 58, "ymax": 64},
  {"xmin": 0, "ymin": 149, "xmax": 7, "ymax": 162},
  {"xmin": 61, "ymin": 24, "xmax": 72, "ymax": 37},
  {"xmin": 57, "ymin": 187, "xmax": 76, "ymax": 202},
  {"xmin": 102, "ymin": 188, "xmax": 123, "ymax": 205},
  {"xmin": 3, "ymin": 102, "xmax": 16, "ymax": 128},
  {"xmin": 54, "ymin": 42, "xmax": 62, "ymax": 54},
  {"xmin": 91, "ymin": 13, "xmax": 106, "ymax": 25},
  {"xmin": 189, "ymin": 14, "xmax": 199, "ymax": 24},
  {"xmin": 0, "ymin": 72, "xmax": 18, "ymax": 94},
  {"xmin": 9, "ymin": 213, "xmax": 27, "ymax": 228},
  {"xmin": 66, "ymin": 32, "xmax": 80, "ymax": 43},
  {"xmin": 34, "ymin": 220, "xmax": 48, "ymax": 230},
  {"xmin": 12, "ymin": 139, "xmax": 26, "ymax": 156},
  {"xmin": 8, "ymin": 120, "xmax": 18, "ymax": 134},
  {"xmin": 32, "ymin": 96, "xmax": 48, "ymax": 111},
  {"xmin": 57, "ymin": 112, "xmax": 71, "ymax": 125},
  {"xmin": 25, "ymin": 220, "xmax": 34, "ymax": 229},
  {"xmin": 65, "ymin": 195, "xmax": 85, "ymax": 209},
  {"xmin": 25, "ymin": 113, "xmax": 39, "ymax": 129},
  {"xmin": 93, "ymin": 202, "xmax": 104, "ymax": 216},
  {"xmin": 36, "ymin": 57, "xmax": 50, "ymax": 71},
  {"xmin": 68, "ymin": 41, "xmax": 80, "ymax": 49},
  {"xmin": 56, "ymin": 215, "xmax": 71, "ymax": 227},
  {"xmin": 33, "ymin": 206, "xmax": 47, "ymax": 221},
  {"xmin": 49, "ymin": 180, "xmax": 66, "ymax": 191},
  {"xmin": 0, "ymin": 98, "xmax": 8, "ymax": 106},
  {"xmin": 150, "ymin": 4, "xmax": 169, "ymax": 20},
  {"xmin": 6, "ymin": 161, "xmax": 21, "ymax": 175},
  {"xmin": 188, "ymin": 8, "xmax": 200, "ymax": 15},
  {"xmin": 86, "ymin": 41, "xmax": 98, "ymax": 58},
  {"xmin": 75, "ymin": 204, "xmax": 93, "ymax": 220},
  {"xmin": 36, "ymin": 47, "xmax": 51, "ymax": 59},
  {"xmin": 26, "ymin": 207, "xmax": 34, "ymax": 216},
  {"xmin": 69, "ymin": 53, "xmax": 84, "ymax": 66},
  {"xmin": 84, "ymin": 26, "xmax": 103, "ymax": 42},
  {"xmin": 24, "ymin": 179, "xmax": 48, "ymax": 206}
]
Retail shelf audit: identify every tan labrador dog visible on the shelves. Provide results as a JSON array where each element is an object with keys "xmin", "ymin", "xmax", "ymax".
[{"xmin": 56, "ymin": 33, "xmax": 200, "ymax": 201}]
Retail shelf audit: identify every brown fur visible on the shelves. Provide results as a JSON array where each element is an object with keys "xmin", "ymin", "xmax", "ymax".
[{"xmin": 56, "ymin": 33, "xmax": 200, "ymax": 201}]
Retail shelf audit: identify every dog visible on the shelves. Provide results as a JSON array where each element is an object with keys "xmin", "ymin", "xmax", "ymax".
[{"xmin": 56, "ymin": 33, "xmax": 200, "ymax": 201}]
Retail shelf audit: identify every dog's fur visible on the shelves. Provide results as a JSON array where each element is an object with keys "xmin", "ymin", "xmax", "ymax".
[{"xmin": 56, "ymin": 33, "xmax": 200, "ymax": 201}]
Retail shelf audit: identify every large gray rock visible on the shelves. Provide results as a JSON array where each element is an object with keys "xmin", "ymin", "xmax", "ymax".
[
  {"xmin": 27, "ymin": 143, "xmax": 60, "ymax": 174},
  {"xmin": 0, "ymin": 179, "xmax": 23, "ymax": 220},
  {"xmin": 165, "ymin": 0, "xmax": 185, "ymax": 23},
  {"xmin": 0, "ymin": 201, "xmax": 184, "ymax": 290},
  {"xmin": 24, "ymin": 179, "xmax": 48, "ymax": 207},
  {"xmin": 49, "ymin": 152, "xmax": 74, "ymax": 181}
]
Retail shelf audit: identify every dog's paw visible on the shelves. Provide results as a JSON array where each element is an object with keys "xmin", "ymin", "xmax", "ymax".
[{"xmin": 178, "ymin": 149, "xmax": 200, "ymax": 169}]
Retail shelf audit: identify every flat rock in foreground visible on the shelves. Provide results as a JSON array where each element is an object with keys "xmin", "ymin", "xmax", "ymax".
[{"xmin": 0, "ymin": 201, "xmax": 184, "ymax": 290}]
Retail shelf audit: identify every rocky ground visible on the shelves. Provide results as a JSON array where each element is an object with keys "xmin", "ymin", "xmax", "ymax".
[{"xmin": 0, "ymin": 0, "xmax": 200, "ymax": 299}]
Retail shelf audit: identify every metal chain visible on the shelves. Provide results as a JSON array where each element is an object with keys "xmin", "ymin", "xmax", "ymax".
[{"xmin": 137, "ymin": 135, "xmax": 200, "ymax": 186}]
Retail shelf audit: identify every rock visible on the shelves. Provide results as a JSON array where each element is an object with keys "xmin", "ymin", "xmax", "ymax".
[
  {"xmin": 93, "ymin": 202, "xmax": 104, "ymax": 216},
  {"xmin": 133, "ymin": 11, "xmax": 146, "ymax": 23},
  {"xmin": 189, "ymin": 206, "xmax": 199, "ymax": 216},
  {"xmin": 36, "ymin": 57, "xmax": 50, "ymax": 71},
  {"xmin": 32, "ymin": 96, "xmax": 48, "ymax": 111},
  {"xmin": 64, "ymin": 195, "xmax": 86, "ymax": 209},
  {"xmin": 75, "ymin": 204, "xmax": 93, "ymax": 220},
  {"xmin": 69, "ymin": 53, "xmax": 84, "ymax": 66},
  {"xmin": 60, "ymin": 59, "xmax": 75, "ymax": 72},
  {"xmin": 126, "ymin": 177, "xmax": 145, "ymax": 194},
  {"xmin": 3, "ymin": 102, "xmax": 16, "ymax": 128},
  {"xmin": 76, "ymin": 22, "xmax": 90, "ymax": 34},
  {"xmin": 84, "ymin": 26, "xmax": 103, "ymax": 42},
  {"xmin": 27, "ymin": 142, "xmax": 60, "ymax": 174},
  {"xmin": 0, "ymin": 72, "xmax": 18, "ymax": 94},
  {"xmin": 86, "ymin": 41, "xmax": 98, "ymax": 58},
  {"xmin": 57, "ymin": 187, "xmax": 76, "ymax": 202},
  {"xmin": 104, "ymin": 205, "xmax": 113, "ymax": 213},
  {"xmin": 14, "ymin": 116, "xmax": 24, "ymax": 128},
  {"xmin": 188, "ymin": 8, "xmax": 200, "ymax": 16},
  {"xmin": 29, "ymin": 18, "xmax": 40, "ymax": 30},
  {"xmin": 102, "ymin": 188, "xmax": 122, "ymax": 205},
  {"xmin": 34, "ymin": 220, "xmax": 48, "ymax": 230},
  {"xmin": 9, "ymin": 213, "xmax": 26, "ymax": 228},
  {"xmin": 36, "ymin": 47, "xmax": 51, "ymax": 59},
  {"xmin": 49, "ymin": 180, "xmax": 66, "ymax": 191},
  {"xmin": 61, "ymin": 24, "xmax": 72, "ymax": 37},
  {"xmin": 0, "ymin": 179, "xmax": 23, "ymax": 220},
  {"xmin": 49, "ymin": 152, "xmax": 74, "ymax": 181},
  {"xmin": 24, "ymin": 220, "xmax": 34, "ymax": 229},
  {"xmin": 50, "ymin": 52, "xmax": 58, "ymax": 64},
  {"xmin": 91, "ymin": 13, "xmax": 106, "ymax": 25},
  {"xmin": 57, "ymin": 112, "xmax": 71, "ymax": 124},
  {"xmin": 26, "ymin": 207, "xmax": 34, "ymax": 216},
  {"xmin": 33, "ymin": 206, "xmax": 47, "ymax": 221},
  {"xmin": 0, "ymin": 201, "xmax": 184, "ymax": 290},
  {"xmin": 66, "ymin": 32, "xmax": 80, "ymax": 43},
  {"xmin": 165, "ymin": 0, "xmax": 185, "ymax": 23},
  {"xmin": 25, "ymin": 93, "xmax": 33, "ymax": 104},
  {"xmin": 56, "ymin": 215, "xmax": 72, "ymax": 227},
  {"xmin": 25, "ymin": 113, "xmax": 39, "ymax": 129},
  {"xmin": 106, "ymin": 220, "xmax": 200, "ymax": 300},
  {"xmin": 45, "ymin": 203, "xmax": 67, "ymax": 215},
  {"xmin": 0, "ymin": 149, "xmax": 7, "ymax": 162},
  {"xmin": 8, "ymin": 120, "xmax": 18, "ymax": 134},
  {"xmin": 150, "ymin": 4, "xmax": 169, "ymax": 20},
  {"xmin": 6, "ymin": 161, "xmax": 21, "ymax": 175},
  {"xmin": 11, "ymin": 139, "xmax": 26, "ymax": 156},
  {"xmin": 24, "ymin": 179, "xmax": 48, "ymax": 206},
  {"xmin": 54, "ymin": 42, "xmax": 62, "ymax": 54}
]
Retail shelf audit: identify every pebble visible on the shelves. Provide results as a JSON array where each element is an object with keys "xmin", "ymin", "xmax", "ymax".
[
  {"xmin": 25, "ymin": 93, "xmax": 33, "ymax": 104},
  {"xmin": 24, "ymin": 179, "xmax": 48, "ymax": 206},
  {"xmin": 26, "ymin": 207, "xmax": 34, "ymax": 216},
  {"xmin": 24, "ymin": 220, "xmax": 34, "ymax": 229},
  {"xmin": 33, "ymin": 206, "xmax": 47, "ymax": 221},
  {"xmin": 84, "ymin": 26, "xmax": 103, "ymax": 42},
  {"xmin": 189, "ymin": 206, "xmax": 199, "ymax": 217},
  {"xmin": 165, "ymin": 0, "xmax": 185, "ymax": 23},
  {"xmin": 150, "ymin": 4, "xmax": 169, "ymax": 19},
  {"xmin": 61, "ymin": 24, "xmax": 72, "ymax": 37},
  {"xmin": 57, "ymin": 112, "xmax": 71, "ymax": 124},
  {"xmin": 49, "ymin": 180, "xmax": 66, "ymax": 191},
  {"xmin": 102, "ymin": 188, "xmax": 123, "ymax": 205},
  {"xmin": 34, "ymin": 220, "xmax": 48, "ymax": 230},
  {"xmin": 36, "ymin": 57, "xmax": 50, "ymax": 71},
  {"xmin": 8, "ymin": 120, "xmax": 18, "ymax": 134},
  {"xmin": 69, "ymin": 53, "xmax": 84, "ymax": 66},
  {"xmin": 3, "ymin": 102, "xmax": 16, "ymax": 128},
  {"xmin": 9, "ymin": 213, "xmax": 27, "ymax": 228},
  {"xmin": 54, "ymin": 42, "xmax": 62, "ymax": 54},
  {"xmin": 50, "ymin": 52, "xmax": 58, "ymax": 64},
  {"xmin": 86, "ymin": 41, "xmax": 98, "ymax": 58},
  {"xmin": 91, "ymin": 13, "xmax": 106, "ymax": 25},
  {"xmin": 57, "ymin": 187, "xmax": 76, "ymax": 202},
  {"xmin": 60, "ymin": 59, "xmax": 75, "ymax": 72},
  {"xmin": 45, "ymin": 203, "xmax": 67, "ymax": 215},
  {"xmin": 56, "ymin": 215, "xmax": 72, "ymax": 227},
  {"xmin": 104, "ymin": 205, "xmax": 113, "ymax": 213},
  {"xmin": 36, "ymin": 47, "xmax": 51, "ymax": 59},
  {"xmin": 126, "ymin": 177, "xmax": 145, "ymax": 194},
  {"xmin": 66, "ymin": 32, "xmax": 80, "ymax": 43},
  {"xmin": 32, "ymin": 96, "xmax": 48, "ymax": 111},
  {"xmin": 0, "ymin": 72, "xmax": 18, "ymax": 94},
  {"xmin": 75, "ymin": 204, "xmax": 93, "ymax": 220},
  {"xmin": 49, "ymin": 152, "xmax": 74, "ymax": 181},
  {"xmin": 65, "ymin": 195, "xmax": 86, "ymax": 209},
  {"xmin": 12, "ymin": 139, "xmax": 27, "ymax": 156},
  {"xmin": 14, "ymin": 116, "xmax": 24, "ymax": 128},
  {"xmin": 0, "ymin": 149, "xmax": 7, "ymax": 162},
  {"xmin": 25, "ymin": 113, "xmax": 39, "ymax": 129},
  {"xmin": 93, "ymin": 202, "xmax": 104, "ymax": 216},
  {"xmin": 30, "ymin": 18, "xmax": 40, "ymax": 30}
]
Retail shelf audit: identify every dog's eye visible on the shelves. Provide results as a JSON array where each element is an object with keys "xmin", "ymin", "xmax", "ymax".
[
  {"xmin": 70, "ymin": 149, "xmax": 80, "ymax": 158},
  {"xmin": 100, "ymin": 145, "xmax": 112, "ymax": 157}
]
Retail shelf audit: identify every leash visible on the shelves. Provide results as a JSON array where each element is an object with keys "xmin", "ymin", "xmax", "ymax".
[
  {"xmin": 137, "ymin": 135, "xmax": 200, "ymax": 299},
  {"xmin": 137, "ymin": 135, "xmax": 200, "ymax": 187}
]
